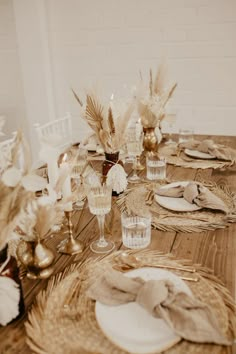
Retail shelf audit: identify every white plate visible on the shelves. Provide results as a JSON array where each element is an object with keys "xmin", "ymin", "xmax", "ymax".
[
  {"xmin": 95, "ymin": 267, "xmax": 192, "ymax": 354},
  {"xmin": 155, "ymin": 181, "xmax": 202, "ymax": 212},
  {"xmin": 184, "ymin": 149, "xmax": 215, "ymax": 160},
  {"xmin": 84, "ymin": 143, "xmax": 97, "ymax": 152}
]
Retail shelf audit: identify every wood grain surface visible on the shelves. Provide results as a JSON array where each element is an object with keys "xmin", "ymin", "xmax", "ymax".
[{"xmin": 0, "ymin": 135, "xmax": 235, "ymax": 354}]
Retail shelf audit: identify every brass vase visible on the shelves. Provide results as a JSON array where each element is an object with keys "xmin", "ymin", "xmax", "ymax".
[
  {"xmin": 16, "ymin": 239, "xmax": 55, "ymax": 280},
  {"xmin": 143, "ymin": 127, "xmax": 158, "ymax": 153}
]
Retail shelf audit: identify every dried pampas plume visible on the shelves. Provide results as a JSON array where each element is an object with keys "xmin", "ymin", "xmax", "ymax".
[
  {"xmin": 72, "ymin": 88, "xmax": 135, "ymax": 153},
  {"xmin": 0, "ymin": 181, "xmax": 33, "ymax": 250}
]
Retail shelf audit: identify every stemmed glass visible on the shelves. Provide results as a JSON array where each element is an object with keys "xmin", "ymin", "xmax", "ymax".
[
  {"xmin": 71, "ymin": 147, "xmax": 88, "ymax": 210},
  {"xmin": 126, "ymin": 128, "xmax": 143, "ymax": 183},
  {"xmin": 86, "ymin": 183, "xmax": 114, "ymax": 253},
  {"xmin": 164, "ymin": 113, "xmax": 176, "ymax": 145}
]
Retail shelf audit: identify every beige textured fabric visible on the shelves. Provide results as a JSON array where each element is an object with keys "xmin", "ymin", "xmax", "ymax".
[
  {"xmin": 87, "ymin": 268, "xmax": 231, "ymax": 346},
  {"xmin": 156, "ymin": 182, "xmax": 228, "ymax": 213},
  {"xmin": 180, "ymin": 139, "xmax": 236, "ymax": 162}
]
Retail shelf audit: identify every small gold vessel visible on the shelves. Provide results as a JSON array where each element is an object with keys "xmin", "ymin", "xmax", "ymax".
[
  {"xmin": 16, "ymin": 239, "xmax": 55, "ymax": 280},
  {"xmin": 143, "ymin": 127, "xmax": 158, "ymax": 153}
]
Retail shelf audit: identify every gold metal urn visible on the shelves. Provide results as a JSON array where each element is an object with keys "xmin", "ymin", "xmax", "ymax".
[{"xmin": 16, "ymin": 239, "xmax": 55, "ymax": 280}]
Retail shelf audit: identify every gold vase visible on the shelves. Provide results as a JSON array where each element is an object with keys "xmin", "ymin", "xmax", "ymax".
[
  {"xmin": 143, "ymin": 127, "xmax": 158, "ymax": 153},
  {"xmin": 16, "ymin": 239, "xmax": 55, "ymax": 280}
]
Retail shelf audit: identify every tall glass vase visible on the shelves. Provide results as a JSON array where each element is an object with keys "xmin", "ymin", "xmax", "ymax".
[{"xmin": 142, "ymin": 127, "xmax": 158, "ymax": 153}]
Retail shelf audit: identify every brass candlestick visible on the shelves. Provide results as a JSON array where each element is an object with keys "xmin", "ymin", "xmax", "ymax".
[
  {"xmin": 135, "ymin": 155, "xmax": 145, "ymax": 171},
  {"xmin": 57, "ymin": 211, "xmax": 84, "ymax": 255}
]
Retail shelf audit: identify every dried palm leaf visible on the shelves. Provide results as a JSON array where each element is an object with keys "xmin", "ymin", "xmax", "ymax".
[
  {"xmin": 108, "ymin": 107, "xmax": 115, "ymax": 134},
  {"xmin": 71, "ymin": 88, "xmax": 83, "ymax": 107},
  {"xmin": 153, "ymin": 61, "xmax": 168, "ymax": 96},
  {"xmin": 162, "ymin": 82, "xmax": 178, "ymax": 108},
  {"xmin": 85, "ymin": 94, "xmax": 104, "ymax": 129},
  {"xmin": 149, "ymin": 68, "xmax": 153, "ymax": 96},
  {"xmin": 0, "ymin": 182, "xmax": 33, "ymax": 250},
  {"xmin": 34, "ymin": 205, "xmax": 62, "ymax": 240},
  {"xmin": 74, "ymin": 89, "xmax": 134, "ymax": 153},
  {"xmin": 99, "ymin": 129, "xmax": 112, "ymax": 151},
  {"xmin": 115, "ymin": 100, "xmax": 135, "ymax": 148},
  {"xmin": 21, "ymin": 133, "xmax": 32, "ymax": 175},
  {"xmin": 139, "ymin": 69, "xmax": 143, "ymax": 81},
  {"xmin": 10, "ymin": 131, "xmax": 22, "ymax": 166}
]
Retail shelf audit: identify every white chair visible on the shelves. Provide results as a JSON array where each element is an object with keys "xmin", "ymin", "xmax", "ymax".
[
  {"xmin": 0, "ymin": 132, "xmax": 17, "ymax": 173},
  {"xmin": 34, "ymin": 112, "xmax": 73, "ymax": 152}
]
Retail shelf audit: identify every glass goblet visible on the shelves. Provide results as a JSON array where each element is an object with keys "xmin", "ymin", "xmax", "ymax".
[
  {"xmin": 71, "ymin": 147, "xmax": 88, "ymax": 210},
  {"xmin": 126, "ymin": 129, "xmax": 143, "ymax": 183},
  {"xmin": 71, "ymin": 165, "xmax": 85, "ymax": 210},
  {"xmin": 87, "ymin": 184, "xmax": 114, "ymax": 254},
  {"xmin": 164, "ymin": 113, "xmax": 176, "ymax": 145}
]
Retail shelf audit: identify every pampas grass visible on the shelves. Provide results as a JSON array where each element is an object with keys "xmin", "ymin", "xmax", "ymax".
[
  {"xmin": 72, "ymin": 89, "xmax": 135, "ymax": 153},
  {"xmin": 137, "ymin": 62, "xmax": 177, "ymax": 128},
  {"xmin": 0, "ymin": 182, "xmax": 33, "ymax": 250}
]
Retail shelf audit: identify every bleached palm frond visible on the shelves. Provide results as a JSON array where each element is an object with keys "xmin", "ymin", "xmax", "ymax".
[
  {"xmin": 153, "ymin": 60, "xmax": 168, "ymax": 95},
  {"xmin": 71, "ymin": 88, "xmax": 83, "ymax": 107}
]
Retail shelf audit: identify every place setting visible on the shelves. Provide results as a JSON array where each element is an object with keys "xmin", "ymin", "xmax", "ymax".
[
  {"xmin": 160, "ymin": 136, "xmax": 236, "ymax": 170},
  {"xmin": 24, "ymin": 249, "xmax": 236, "ymax": 354},
  {"xmin": 117, "ymin": 177, "xmax": 236, "ymax": 233}
]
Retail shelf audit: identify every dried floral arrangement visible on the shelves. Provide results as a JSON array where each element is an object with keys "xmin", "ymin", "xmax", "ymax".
[
  {"xmin": 0, "ymin": 130, "xmax": 69, "ymax": 251},
  {"xmin": 72, "ymin": 89, "xmax": 134, "ymax": 153},
  {"xmin": 0, "ymin": 127, "xmax": 74, "ymax": 323},
  {"xmin": 0, "ymin": 131, "xmax": 40, "ymax": 251},
  {"xmin": 137, "ymin": 63, "xmax": 177, "ymax": 128}
]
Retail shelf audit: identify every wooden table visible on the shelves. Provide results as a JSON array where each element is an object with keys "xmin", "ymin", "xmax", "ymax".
[{"xmin": 0, "ymin": 135, "xmax": 235, "ymax": 354}]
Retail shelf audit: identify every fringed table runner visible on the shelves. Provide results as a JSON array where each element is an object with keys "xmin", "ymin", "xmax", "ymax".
[
  {"xmin": 116, "ymin": 180, "xmax": 236, "ymax": 233},
  {"xmin": 25, "ymin": 250, "xmax": 236, "ymax": 354}
]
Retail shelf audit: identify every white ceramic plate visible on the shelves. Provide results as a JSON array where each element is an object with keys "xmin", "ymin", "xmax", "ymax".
[
  {"xmin": 84, "ymin": 143, "xmax": 97, "ymax": 152},
  {"xmin": 95, "ymin": 267, "xmax": 192, "ymax": 354},
  {"xmin": 155, "ymin": 181, "xmax": 202, "ymax": 212},
  {"xmin": 184, "ymin": 149, "xmax": 215, "ymax": 160}
]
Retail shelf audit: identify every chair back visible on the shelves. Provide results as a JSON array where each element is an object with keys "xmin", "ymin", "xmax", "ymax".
[
  {"xmin": 35, "ymin": 112, "xmax": 72, "ymax": 151},
  {"xmin": 0, "ymin": 133, "xmax": 17, "ymax": 173}
]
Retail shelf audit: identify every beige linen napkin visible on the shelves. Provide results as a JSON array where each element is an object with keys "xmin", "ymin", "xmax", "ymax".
[
  {"xmin": 87, "ymin": 268, "xmax": 230, "ymax": 345},
  {"xmin": 180, "ymin": 139, "xmax": 236, "ymax": 163},
  {"xmin": 156, "ymin": 182, "xmax": 228, "ymax": 213}
]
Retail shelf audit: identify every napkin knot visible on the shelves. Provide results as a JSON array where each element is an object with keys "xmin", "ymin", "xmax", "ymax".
[
  {"xmin": 156, "ymin": 181, "xmax": 229, "ymax": 213},
  {"xmin": 136, "ymin": 279, "xmax": 173, "ymax": 315},
  {"xmin": 87, "ymin": 267, "xmax": 231, "ymax": 346}
]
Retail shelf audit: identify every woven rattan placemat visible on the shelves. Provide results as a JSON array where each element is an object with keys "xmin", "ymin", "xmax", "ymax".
[
  {"xmin": 25, "ymin": 250, "xmax": 236, "ymax": 354},
  {"xmin": 117, "ymin": 179, "xmax": 236, "ymax": 233},
  {"xmin": 159, "ymin": 145, "xmax": 234, "ymax": 170}
]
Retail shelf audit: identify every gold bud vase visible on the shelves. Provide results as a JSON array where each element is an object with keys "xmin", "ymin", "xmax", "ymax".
[{"xmin": 143, "ymin": 127, "xmax": 158, "ymax": 153}]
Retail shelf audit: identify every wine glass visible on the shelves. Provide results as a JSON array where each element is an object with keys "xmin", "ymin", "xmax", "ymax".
[
  {"xmin": 86, "ymin": 184, "xmax": 114, "ymax": 253},
  {"xmin": 163, "ymin": 113, "xmax": 177, "ymax": 145},
  {"xmin": 126, "ymin": 128, "xmax": 143, "ymax": 183},
  {"xmin": 71, "ymin": 165, "xmax": 85, "ymax": 210},
  {"xmin": 71, "ymin": 147, "xmax": 88, "ymax": 210},
  {"xmin": 135, "ymin": 119, "xmax": 145, "ymax": 171}
]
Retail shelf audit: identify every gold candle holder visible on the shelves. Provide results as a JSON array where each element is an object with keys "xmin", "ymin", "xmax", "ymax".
[
  {"xmin": 57, "ymin": 211, "xmax": 84, "ymax": 255},
  {"xmin": 135, "ymin": 155, "xmax": 145, "ymax": 171}
]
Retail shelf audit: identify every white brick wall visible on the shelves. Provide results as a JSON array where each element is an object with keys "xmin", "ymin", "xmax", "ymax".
[
  {"xmin": 0, "ymin": 0, "xmax": 236, "ymax": 144},
  {"xmin": 46, "ymin": 0, "xmax": 236, "ymax": 138},
  {"xmin": 0, "ymin": 0, "xmax": 27, "ymax": 138}
]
